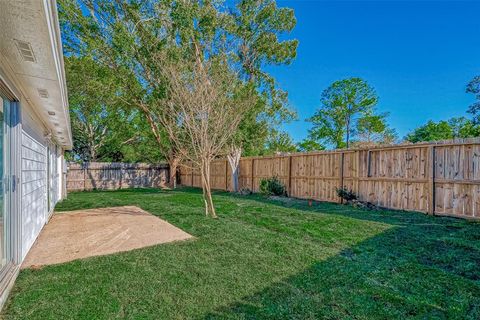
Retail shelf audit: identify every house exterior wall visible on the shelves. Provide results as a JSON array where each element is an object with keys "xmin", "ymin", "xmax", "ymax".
[
  {"xmin": 0, "ymin": 65, "xmax": 68, "ymax": 308},
  {"xmin": 20, "ymin": 100, "xmax": 65, "ymax": 259},
  {"xmin": 20, "ymin": 123, "xmax": 47, "ymax": 260},
  {"xmin": 21, "ymin": 131, "xmax": 47, "ymax": 259},
  {"xmin": 0, "ymin": 0, "xmax": 72, "ymax": 310}
]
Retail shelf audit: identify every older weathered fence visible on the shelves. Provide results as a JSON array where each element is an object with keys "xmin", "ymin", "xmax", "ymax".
[
  {"xmin": 179, "ymin": 138, "xmax": 480, "ymax": 220},
  {"xmin": 67, "ymin": 162, "xmax": 169, "ymax": 191}
]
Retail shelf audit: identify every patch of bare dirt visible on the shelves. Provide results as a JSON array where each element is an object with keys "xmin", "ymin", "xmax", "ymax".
[{"xmin": 22, "ymin": 206, "xmax": 192, "ymax": 268}]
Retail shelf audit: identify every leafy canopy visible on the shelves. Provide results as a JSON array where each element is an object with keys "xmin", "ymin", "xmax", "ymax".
[
  {"xmin": 466, "ymin": 76, "xmax": 480, "ymax": 124},
  {"xmin": 296, "ymin": 139, "xmax": 325, "ymax": 152},
  {"xmin": 65, "ymin": 56, "xmax": 163, "ymax": 162},
  {"xmin": 353, "ymin": 112, "xmax": 397, "ymax": 147},
  {"xmin": 59, "ymin": 0, "xmax": 299, "ymax": 160},
  {"xmin": 405, "ymin": 117, "xmax": 479, "ymax": 143},
  {"xmin": 307, "ymin": 78, "xmax": 380, "ymax": 149}
]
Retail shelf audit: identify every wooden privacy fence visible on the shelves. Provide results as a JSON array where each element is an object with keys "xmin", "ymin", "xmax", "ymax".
[
  {"xmin": 67, "ymin": 162, "xmax": 169, "ymax": 191},
  {"xmin": 179, "ymin": 138, "xmax": 480, "ymax": 220}
]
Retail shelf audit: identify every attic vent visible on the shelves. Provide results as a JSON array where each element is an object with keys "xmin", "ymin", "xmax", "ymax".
[
  {"xmin": 15, "ymin": 40, "xmax": 36, "ymax": 63},
  {"xmin": 37, "ymin": 88, "xmax": 49, "ymax": 99}
]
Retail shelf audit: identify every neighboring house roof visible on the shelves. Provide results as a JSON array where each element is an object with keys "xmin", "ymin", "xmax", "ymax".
[{"xmin": 0, "ymin": 0, "xmax": 72, "ymax": 149}]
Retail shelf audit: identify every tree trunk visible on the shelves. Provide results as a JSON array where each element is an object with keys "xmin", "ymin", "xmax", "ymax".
[
  {"xmin": 205, "ymin": 187, "xmax": 216, "ymax": 218},
  {"xmin": 200, "ymin": 159, "xmax": 217, "ymax": 218},
  {"xmin": 227, "ymin": 146, "xmax": 242, "ymax": 192},
  {"xmin": 201, "ymin": 172, "xmax": 208, "ymax": 216},
  {"xmin": 232, "ymin": 169, "xmax": 239, "ymax": 192},
  {"xmin": 90, "ymin": 147, "xmax": 97, "ymax": 162},
  {"xmin": 168, "ymin": 156, "xmax": 180, "ymax": 189}
]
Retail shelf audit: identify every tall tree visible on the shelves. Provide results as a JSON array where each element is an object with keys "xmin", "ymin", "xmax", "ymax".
[
  {"xmin": 160, "ymin": 53, "xmax": 254, "ymax": 217},
  {"xmin": 223, "ymin": 0, "xmax": 299, "ymax": 190},
  {"xmin": 448, "ymin": 116, "xmax": 480, "ymax": 138},
  {"xmin": 307, "ymin": 78, "xmax": 378, "ymax": 149},
  {"xmin": 264, "ymin": 129, "xmax": 297, "ymax": 154},
  {"xmin": 59, "ymin": 0, "xmax": 204, "ymax": 187},
  {"xmin": 66, "ymin": 56, "xmax": 126, "ymax": 161},
  {"xmin": 467, "ymin": 76, "xmax": 480, "ymax": 124},
  {"xmin": 231, "ymin": 0, "xmax": 298, "ymax": 119},
  {"xmin": 94, "ymin": 0, "xmax": 256, "ymax": 215},
  {"xmin": 405, "ymin": 120, "xmax": 454, "ymax": 143},
  {"xmin": 353, "ymin": 112, "xmax": 397, "ymax": 147},
  {"xmin": 59, "ymin": 0, "xmax": 298, "ymax": 190},
  {"xmin": 405, "ymin": 117, "xmax": 479, "ymax": 143},
  {"xmin": 97, "ymin": 110, "xmax": 165, "ymax": 163},
  {"xmin": 296, "ymin": 139, "xmax": 325, "ymax": 152}
]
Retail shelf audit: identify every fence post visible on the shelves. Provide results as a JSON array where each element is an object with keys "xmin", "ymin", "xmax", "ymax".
[
  {"xmin": 191, "ymin": 161, "xmax": 194, "ymax": 187},
  {"xmin": 428, "ymin": 146, "xmax": 436, "ymax": 215},
  {"xmin": 355, "ymin": 150, "xmax": 360, "ymax": 195},
  {"xmin": 367, "ymin": 150, "xmax": 372, "ymax": 177},
  {"xmin": 251, "ymin": 158, "xmax": 255, "ymax": 191},
  {"xmin": 339, "ymin": 152, "xmax": 345, "ymax": 204},
  {"xmin": 225, "ymin": 159, "xmax": 228, "ymax": 191},
  {"xmin": 119, "ymin": 164, "xmax": 123, "ymax": 190},
  {"xmin": 83, "ymin": 164, "xmax": 86, "ymax": 191},
  {"xmin": 287, "ymin": 155, "xmax": 293, "ymax": 197}
]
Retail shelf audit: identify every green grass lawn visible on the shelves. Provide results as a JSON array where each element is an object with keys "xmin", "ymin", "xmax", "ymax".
[{"xmin": 3, "ymin": 188, "xmax": 480, "ymax": 319}]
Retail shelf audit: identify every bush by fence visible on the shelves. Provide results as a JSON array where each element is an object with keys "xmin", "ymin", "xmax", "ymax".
[
  {"xmin": 179, "ymin": 138, "xmax": 480, "ymax": 220},
  {"xmin": 67, "ymin": 162, "xmax": 169, "ymax": 191}
]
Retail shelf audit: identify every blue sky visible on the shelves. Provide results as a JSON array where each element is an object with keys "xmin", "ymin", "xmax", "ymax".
[{"xmin": 269, "ymin": 1, "xmax": 480, "ymax": 142}]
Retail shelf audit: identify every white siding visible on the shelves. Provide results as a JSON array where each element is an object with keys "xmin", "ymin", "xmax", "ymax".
[
  {"xmin": 47, "ymin": 143, "xmax": 60, "ymax": 214},
  {"xmin": 54, "ymin": 147, "xmax": 61, "ymax": 203},
  {"xmin": 21, "ymin": 131, "xmax": 47, "ymax": 259},
  {"xmin": 57, "ymin": 150, "xmax": 63, "ymax": 200},
  {"xmin": 19, "ymin": 102, "xmax": 65, "ymax": 260}
]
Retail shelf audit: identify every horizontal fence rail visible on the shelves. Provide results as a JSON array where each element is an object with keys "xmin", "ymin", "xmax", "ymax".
[
  {"xmin": 67, "ymin": 162, "xmax": 169, "ymax": 191},
  {"xmin": 179, "ymin": 138, "xmax": 480, "ymax": 220}
]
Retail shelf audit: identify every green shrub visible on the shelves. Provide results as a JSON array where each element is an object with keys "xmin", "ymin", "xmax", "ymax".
[
  {"xmin": 259, "ymin": 176, "xmax": 287, "ymax": 196},
  {"xmin": 336, "ymin": 187, "xmax": 357, "ymax": 201}
]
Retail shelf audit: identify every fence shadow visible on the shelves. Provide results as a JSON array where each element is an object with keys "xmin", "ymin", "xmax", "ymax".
[
  {"xmin": 201, "ymin": 200, "xmax": 480, "ymax": 318},
  {"xmin": 57, "ymin": 187, "xmax": 480, "ymax": 318},
  {"xmin": 180, "ymin": 139, "xmax": 480, "ymax": 220},
  {"xmin": 170, "ymin": 187, "xmax": 480, "ymax": 318},
  {"xmin": 174, "ymin": 186, "xmax": 480, "ymax": 230}
]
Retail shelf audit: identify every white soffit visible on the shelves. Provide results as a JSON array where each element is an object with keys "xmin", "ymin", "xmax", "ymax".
[{"xmin": 0, "ymin": 0, "xmax": 72, "ymax": 149}]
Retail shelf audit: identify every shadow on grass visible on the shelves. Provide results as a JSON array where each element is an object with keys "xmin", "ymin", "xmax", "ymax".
[
  {"xmin": 57, "ymin": 187, "xmax": 480, "ymax": 318},
  {"xmin": 23, "ymin": 188, "xmax": 480, "ymax": 319},
  {"xmin": 184, "ymin": 185, "xmax": 480, "ymax": 228},
  {"xmin": 172, "ymin": 188, "xmax": 480, "ymax": 318},
  {"xmin": 203, "ymin": 218, "xmax": 480, "ymax": 319}
]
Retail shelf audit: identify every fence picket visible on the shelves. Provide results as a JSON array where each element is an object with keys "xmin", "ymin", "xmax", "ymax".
[
  {"xmin": 178, "ymin": 138, "xmax": 480, "ymax": 220},
  {"xmin": 67, "ymin": 162, "xmax": 168, "ymax": 191}
]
